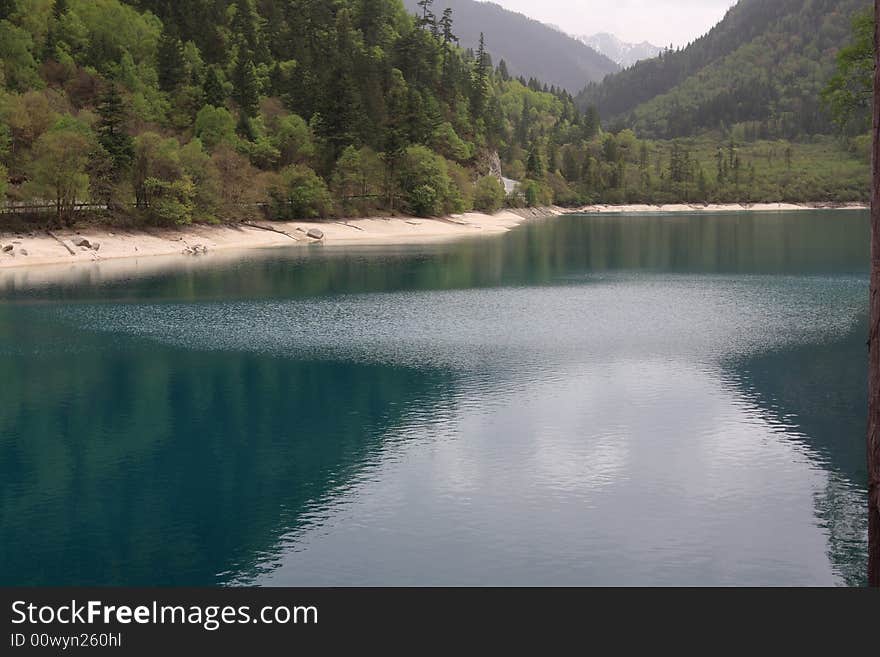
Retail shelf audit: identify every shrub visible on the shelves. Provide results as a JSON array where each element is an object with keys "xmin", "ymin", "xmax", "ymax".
[
  {"xmin": 431, "ymin": 122, "xmax": 473, "ymax": 162},
  {"xmin": 397, "ymin": 145, "xmax": 458, "ymax": 217},
  {"xmin": 194, "ymin": 105, "xmax": 236, "ymax": 150},
  {"xmin": 518, "ymin": 179, "xmax": 553, "ymax": 207},
  {"xmin": 445, "ymin": 160, "xmax": 473, "ymax": 213},
  {"xmin": 143, "ymin": 175, "xmax": 196, "ymax": 225},
  {"xmin": 269, "ymin": 164, "xmax": 333, "ymax": 219},
  {"xmin": 473, "ymin": 175, "xmax": 506, "ymax": 213}
]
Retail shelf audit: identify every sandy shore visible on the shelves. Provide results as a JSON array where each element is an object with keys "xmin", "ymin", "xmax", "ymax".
[
  {"xmin": 0, "ymin": 208, "xmax": 562, "ymax": 271},
  {"xmin": 573, "ymin": 202, "xmax": 868, "ymax": 214}
]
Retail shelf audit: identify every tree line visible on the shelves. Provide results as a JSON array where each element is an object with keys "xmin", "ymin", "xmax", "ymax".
[{"xmin": 0, "ymin": 0, "xmax": 594, "ymax": 225}]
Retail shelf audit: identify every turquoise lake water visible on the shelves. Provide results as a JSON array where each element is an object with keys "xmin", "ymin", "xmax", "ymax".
[{"xmin": 0, "ymin": 211, "xmax": 870, "ymax": 586}]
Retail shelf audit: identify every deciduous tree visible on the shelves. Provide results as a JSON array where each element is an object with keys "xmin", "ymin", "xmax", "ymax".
[{"xmin": 27, "ymin": 126, "xmax": 93, "ymax": 225}]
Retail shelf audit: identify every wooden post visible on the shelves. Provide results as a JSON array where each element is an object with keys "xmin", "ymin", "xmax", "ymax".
[{"xmin": 869, "ymin": 0, "xmax": 880, "ymax": 588}]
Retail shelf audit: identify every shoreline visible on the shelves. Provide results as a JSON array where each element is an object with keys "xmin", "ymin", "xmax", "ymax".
[
  {"xmin": 0, "ymin": 202, "xmax": 867, "ymax": 273},
  {"xmin": 0, "ymin": 208, "xmax": 562, "ymax": 272},
  {"xmin": 572, "ymin": 202, "xmax": 868, "ymax": 214}
]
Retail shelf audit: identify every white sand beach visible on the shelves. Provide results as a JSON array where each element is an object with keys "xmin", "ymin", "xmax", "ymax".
[{"xmin": 0, "ymin": 208, "xmax": 563, "ymax": 271}]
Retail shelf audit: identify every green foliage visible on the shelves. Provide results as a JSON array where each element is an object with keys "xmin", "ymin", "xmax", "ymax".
[
  {"xmin": 473, "ymin": 175, "xmax": 505, "ymax": 213},
  {"xmin": 203, "ymin": 66, "xmax": 226, "ymax": 107},
  {"xmin": 27, "ymin": 124, "xmax": 93, "ymax": 225},
  {"xmin": 0, "ymin": 162, "xmax": 7, "ymax": 198},
  {"xmin": 526, "ymin": 145, "xmax": 545, "ymax": 179},
  {"xmin": 272, "ymin": 113, "xmax": 314, "ymax": 166},
  {"xmin": 243, "ymin": 135, "xmax": 280, "ymax": 170},
  {"xmin": 194, "ymin": 104, "xmax": 236, "ymax": 150},
  {"xmin": 397, "ymin": 144, "xmax": 457, "ymax": 217},
  {"xmin": 545, "ymin": 133, "xmax": 869, "ymax": 206},
  {"xmin": 143, "ymin": 175, "xmax": 196, "ymax": 224},
  {"xmin": 823, "ymin": 8, "xmax": 873, "ymax": 133},
  {"xmin": 0, "ymin": 110, "xmax": 11, "ymax": 160},
  {"xmin": 0, "ymin": 19, "xmax": 40, "ymax": 91},
  {"xmin": 97, "ymin": 83, "xmax": 133, "ymax": 173},
  {"xmin": 579, "ymin": 0, "xmax": 871, "ymax": 139},
  {"xmin": 157, "ymin": 26, "xmax": 185, "ymax": 92},
  {"xmin": 232, "ymin": 57, "xmax": 260, "ymax": 118},
  {"xmin": 0, "ymin": 0, "xmax": 868, "ymax": 229},
  {"xmin": 432, "ymin": 121, "xmax": 472, "ymax": 162},
  {"xmin": 179, "ymin": 137, "xmax": 220, "ymax": 222},
  {"xmin": 269, "ymin": 164, "xmax": 333, "ymax": 219},
  {"xmin": 132, "ymin": 131, "xmax": 183, "ymax": 211},
  {"xmin": 331, "ymin": 144, "xmax": 383, "ymax": 215},
  {"xmin": 519, "ymin": 179, "xmax": 552, "ymax": 207},
  {"xmin": 61, "ymin": 0, "xmax": 162, "ymax": 78}
]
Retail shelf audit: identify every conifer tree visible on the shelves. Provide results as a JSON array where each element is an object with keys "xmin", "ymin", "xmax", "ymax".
[
  {"xmin": 232, "ymin": 0, "xmax": 268, "ymax": 62},
  {"xmin": 97, "ymin": 84, "xmax": 134, "ymax": 174},
  {"xmin": 471, "ymin": 33, "xmax": 489, "ymax": 120},
  {"xmin": 43, "ymin": 0, "xmax": 67, "ymax": 59},
  {"xmin": 526, "ymin": 143, "xmax": 544, "ymax": 179},
  {"xmin": 417, "ymin": 0, "xmax": 434, "ymax": 28},
  {"xmin": 233, "ymin": 58, "xmax": 261, "ymax": 118},
  {"xmin": 157, "ymin": 27, "xmax": 186, "ymax": 92},
  {"xmin": 203, "ymin": 66, "xmax": 226, "ymax": 108}
]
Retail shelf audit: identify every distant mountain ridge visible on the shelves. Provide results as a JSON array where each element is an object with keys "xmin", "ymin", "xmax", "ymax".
[
  {"xmin": 576, "ymin": 0, "xmax": 872, "ymax": 138},
  {"xmin": 579, "ymin": 33, "xmax": 662, "ymax": 68},
  {"xmin": 401, "ymin": 0, "xmax": 619, "ymax": 92}
]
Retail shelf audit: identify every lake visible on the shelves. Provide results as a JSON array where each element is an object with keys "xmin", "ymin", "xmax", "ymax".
[{"xmin": 0, "ymin": 210, "xmax": 870, "ymax": 586}]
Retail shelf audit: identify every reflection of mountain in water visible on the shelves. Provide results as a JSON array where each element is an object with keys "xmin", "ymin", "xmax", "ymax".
[
  {"xmin": 0, "ymin": 308, "xmax": 459, "ymax": 585},
  {"xmin": 723, "ymin": 315, "xmax": 868, "ymax": 586}
]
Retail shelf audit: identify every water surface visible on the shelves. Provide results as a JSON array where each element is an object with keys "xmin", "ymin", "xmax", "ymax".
[{"xmin": 0, "ymin": 211, "xmax": 869, "ymax": 586}]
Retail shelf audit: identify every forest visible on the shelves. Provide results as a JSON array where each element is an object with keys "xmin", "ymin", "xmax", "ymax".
[
  {"xmin": 0, "ymin": 0, "xmax": 872, "ymax": 229},
  {"xmin": 577, "ymin": 0, "xmax": 871, "ymax": 138}
]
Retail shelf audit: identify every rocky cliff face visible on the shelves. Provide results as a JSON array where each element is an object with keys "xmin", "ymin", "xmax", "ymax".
[{"xmin": 483, "ymin": 151, "xmax": 504, "ymax": 180}]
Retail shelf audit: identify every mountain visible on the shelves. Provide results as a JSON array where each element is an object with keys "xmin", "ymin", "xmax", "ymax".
[
  {"xmin": 577, "ymin": 0, "xmax": 871, "ymax": 139},
  {"xmin": 402, "ymin": 0, "xmax": 619, "ymax": 92},
  {"xmin": 579, "ymin": 33, "xmax": 662, "ymax": 68}
]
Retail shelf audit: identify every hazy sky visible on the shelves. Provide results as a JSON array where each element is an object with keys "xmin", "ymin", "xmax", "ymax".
[{"xmin": 488, "ymin": 0, "xmax": 738, "ymax": 47}]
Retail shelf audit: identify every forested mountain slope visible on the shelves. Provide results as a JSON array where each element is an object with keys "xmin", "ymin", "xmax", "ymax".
[
  {"xmin": 0, "ymin": 0, "xmax": 868, "ymax": 225},
  {"xmin": 402, "ymin": 0, "xmax": 619, "ymax": 92},
  {"xmin": 577, "ymin": 0, "xmax": 871, "ymax": 138},
  {"xmin": 0, "ymin": 0, "xmax": 594, "ymax": 224}
]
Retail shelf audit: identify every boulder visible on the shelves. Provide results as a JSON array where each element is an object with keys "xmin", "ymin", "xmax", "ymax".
[
  {"xmin": 19, "ymin": 249, "xmax": 28, "ymax": 256},
  {"xmin": 91, "ymin": 242, "xmax": 101, "ymax": 252},
  {"xmin": 73, "ymin": 237, "xmax": 92, "ymax": 248},
  {"xmin": 307, "ymin": 229, "xmax": 324, "ymax": 241},
  {"xmin": 2, "ymin": 245, "xmax": 12, "ymax": 253}
]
